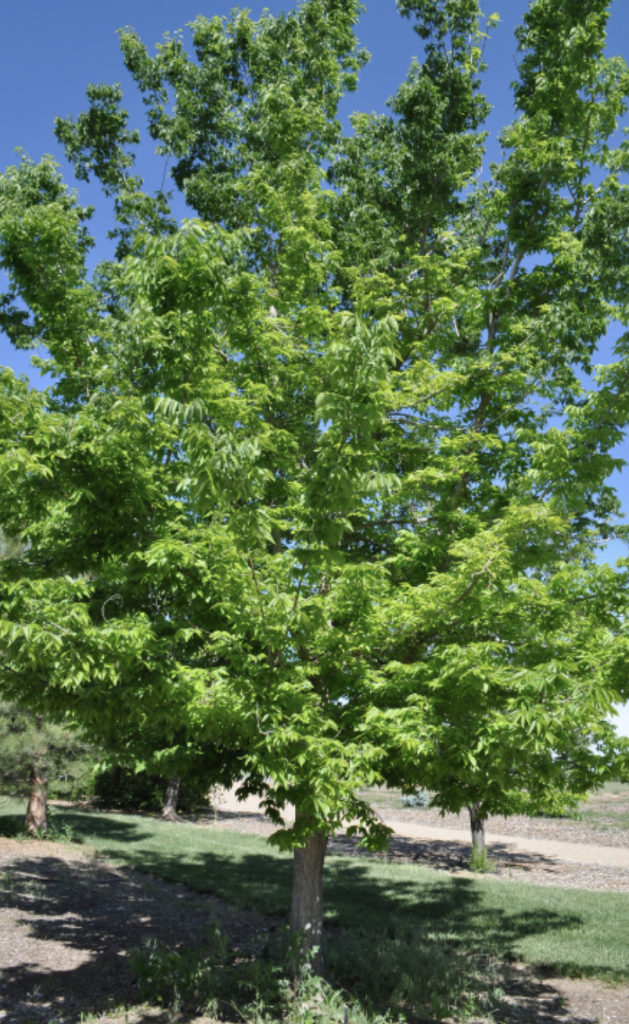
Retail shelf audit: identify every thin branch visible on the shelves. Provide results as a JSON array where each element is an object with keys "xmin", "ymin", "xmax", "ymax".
[{"xmin": 451, "ymin": 558, "xmax": 494, "ymax": 608}]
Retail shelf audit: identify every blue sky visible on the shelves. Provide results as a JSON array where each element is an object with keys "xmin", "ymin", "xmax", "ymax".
[{"xmin": 2, "ymin": 1, "xmax": 629, "ymax": 734}]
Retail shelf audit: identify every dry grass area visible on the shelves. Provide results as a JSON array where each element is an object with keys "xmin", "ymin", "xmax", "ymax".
[{"xmin": 359, "ymin": 781, "xmax": 629, "ymax": 848}]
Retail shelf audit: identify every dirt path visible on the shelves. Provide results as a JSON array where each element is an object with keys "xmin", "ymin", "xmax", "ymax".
[
  {"xmin": 376, "ymin": 800, "xmax": 629, "ymax": 849},
  {"xmin": 383, "ymin": 819, "xmax": 629, "ymax": 865}
]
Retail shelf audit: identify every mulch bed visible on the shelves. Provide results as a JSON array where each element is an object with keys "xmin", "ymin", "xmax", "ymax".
[{"xmin": 0, "ymin": 837, "xmax": 269, "ymax": 1024}]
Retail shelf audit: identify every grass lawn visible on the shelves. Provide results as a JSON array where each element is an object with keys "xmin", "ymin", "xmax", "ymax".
[{"xmin": 0, "ymin": 798, "xmax": 626, "ymax": 989}]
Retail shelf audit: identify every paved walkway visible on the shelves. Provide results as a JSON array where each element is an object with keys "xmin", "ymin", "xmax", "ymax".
[{"xmin": 215, "ymin": 790, "xmax": 629, "ymax": 868}]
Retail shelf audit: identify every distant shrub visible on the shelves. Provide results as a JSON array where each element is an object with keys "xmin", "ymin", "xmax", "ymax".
[
  {"xmin": 400, "ymin": 791, "xmax": 431, "ymax": 809},
  {"xmin": 93, "ymin": 765, "xmax": 163, "ymax": 812},
  {"xmin": 93, "ymin": 765, "xmax": 208, "ymax": 814},
  {"xmin": 534, "ymin": 809, "xmax": 579, "ymax": 820}
]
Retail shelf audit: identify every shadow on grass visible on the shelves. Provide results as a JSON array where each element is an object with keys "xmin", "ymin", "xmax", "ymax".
[
  {"xmin": 0, "ymin": 803, "xmax": 626, "ymax": 1023},
  {"xmin": 0, "ymin": 805, "xmax": 606, "ymax": 955}
]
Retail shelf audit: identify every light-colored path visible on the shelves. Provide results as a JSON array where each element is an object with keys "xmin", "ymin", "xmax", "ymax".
[
  {"xmin": 215, "ymin": 789, "xmax": 629, "ymax": 868},
  {"xmin": 380, "ymin": 820, "xmax": 629, "ymax": 867}
]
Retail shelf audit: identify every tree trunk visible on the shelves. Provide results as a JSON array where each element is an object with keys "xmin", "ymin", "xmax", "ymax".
[
  {"xmin": 469, "ymin": 802, "xmax": 486, "ymax": 852},
  {"xmin": 161, "ymin": 776, "xmax": 181, "ymax": 821},
  {"xmin": 25, "ymin": 765, "xmax": 48, "ymax": 835},
  {"xmin": 290, "ymin": 824, "xmax": 328, "ymax": 977}
]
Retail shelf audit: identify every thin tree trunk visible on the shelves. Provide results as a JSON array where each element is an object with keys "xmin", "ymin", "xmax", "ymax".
[
  {"xmin": 469, "ymin": 802, "xmax": 486, "ymax": 852},
  {"xmin": 290, "ymin": 817, "xmax": 328, "ymax": 977},
  {"xmin": 25, "ymin": 765, "xmax": 48, "ymax": 835},
  {"xmin": 161, "ymin": 776, "xmax": 181, "ymax": 821}
]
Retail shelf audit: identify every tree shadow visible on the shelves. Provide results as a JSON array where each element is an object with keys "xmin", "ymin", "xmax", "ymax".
[
  {"xmin": 328, "ymin": 830, "xmax": 564, "ymax": 875},
  {"xmin": 0, "ymin": 845, "xmax": 270, "ymax": 1024}
]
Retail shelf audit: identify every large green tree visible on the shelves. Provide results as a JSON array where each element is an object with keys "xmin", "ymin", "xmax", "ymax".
[{"xmin": 1, "ymin": 0, "xmax": 629, "ymax": 974}]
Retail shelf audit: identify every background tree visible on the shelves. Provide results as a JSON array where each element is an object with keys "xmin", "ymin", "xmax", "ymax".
[
  {"xmin": 370, "ymin": 547, "xmax": 629, "ymax": 856},
  {"xmin": 0, "ymin": 701, "xmax": 94, "ymax": 833},
  {"xmin": 324, "ymin": 0, "xmax": 629, "ymax": 841}
]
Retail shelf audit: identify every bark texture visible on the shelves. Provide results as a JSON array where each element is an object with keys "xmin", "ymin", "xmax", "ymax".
[
  {"xmin": 290, "ymin": 826, "xmax": 328, "ymax": 977},
  {"xmin": 469, "ymin": 803, "xmax": 486, "ymax": 852},
  {"xmin": 25, "ymin": 765, "xmax": 48, "ymax": 834},
  {"xmin": 161, "ymin": 776, "xmax": 181, "ymax": 821}
]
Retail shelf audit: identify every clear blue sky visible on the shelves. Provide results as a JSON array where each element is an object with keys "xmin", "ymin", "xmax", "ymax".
[{"xmin": 2, "ymin": 1, "xmax": 629, "ymax": 733}]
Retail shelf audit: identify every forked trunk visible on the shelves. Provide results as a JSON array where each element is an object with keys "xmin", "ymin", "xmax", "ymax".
[
  {"xmin": 290, "ymin": 823, "xmax": 328, "ymax": 977},
  {"xmin": 469, "ymin": 802, "xmax": 486, "ymax": 852},
  {"xmin": 161, "ymin": 776, "xmax": 181, "ymax": 821},
  {"xmin": 25, "ymin": 765, "xmax": 48, "ymax": 835}
]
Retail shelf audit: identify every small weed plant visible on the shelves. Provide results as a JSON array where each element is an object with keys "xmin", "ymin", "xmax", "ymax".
[
  {"xmin": 131, "ymin": 917, "xmax": 508, "ymax": 1022},
  {"xmin": 0, "ymin": 869, "xmax": 17, "ymax": 901},
  {"xmin": 469, "ymin": 846, "xmax": 494, "ymax": 873},
  {"xmin": 33, "ymin": 819, "xmax": 80, "ymax": 844},
  {"xmin": 0, "ymin": 810, "xmax": 79, "ymax": 844},
  {"xmin": 48, "ymin": 817, "xmax": 80, "ymax": 843}
]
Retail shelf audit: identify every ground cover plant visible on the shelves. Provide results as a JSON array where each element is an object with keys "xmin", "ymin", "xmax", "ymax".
[
  {"xmin": 1, "ymin": 799, "xmax": 627, "ymax": 1024},
  {"xmin": 3, "ymin": 0, "xmax": 629, "ymax": 980}
]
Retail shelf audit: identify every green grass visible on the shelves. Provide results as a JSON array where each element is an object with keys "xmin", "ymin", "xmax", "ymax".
[{"xmin": 1, "ymin": 798, "xmax": 627, "ymax": 984}]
